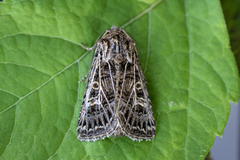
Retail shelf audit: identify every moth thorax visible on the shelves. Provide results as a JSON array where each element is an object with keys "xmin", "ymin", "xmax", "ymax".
[
  {"xmin": 102, "ymin": 41, "xmax": 111, "ymax": 62},
  {"xmin": 102, "ymin": 50, "xmax": 132, "ymax": 63},
  {"xmin": 109, "ymin": 52, "xmax": 133, "ymax": 63}
]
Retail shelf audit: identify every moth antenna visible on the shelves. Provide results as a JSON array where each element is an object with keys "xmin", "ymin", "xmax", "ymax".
[
  {"xmin": 78, "ymin": 73, "xmax": 89, "ymax": 83},
  {"xmin": 80, "ymin": 43, "xmax": 97, "ymax": 50}
]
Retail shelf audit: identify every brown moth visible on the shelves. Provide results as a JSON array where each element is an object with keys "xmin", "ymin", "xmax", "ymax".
[{"xmin": 77, "ymin": 26, "xmax": 155, "ymax": 142}]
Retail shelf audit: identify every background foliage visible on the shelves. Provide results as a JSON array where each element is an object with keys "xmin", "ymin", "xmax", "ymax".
[{"xmin": 221, "ymin": 0, "xmax": 240, "ymax": 73}]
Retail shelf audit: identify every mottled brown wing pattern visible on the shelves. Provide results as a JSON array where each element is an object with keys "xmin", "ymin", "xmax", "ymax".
[
  {"xmin": 77, "ymin": 46, "xmax": 118, "ymax": 142},
  {"xmin": 118, "ymin": 48, "xmax": 156, "ymax": 141},
  {"xmin": 77, "ymin": 26, "xmax": 155, "ymax": 142}
]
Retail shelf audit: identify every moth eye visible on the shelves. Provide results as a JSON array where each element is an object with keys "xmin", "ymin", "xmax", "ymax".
[
  {"xmin": 135, "ymin": 82, "xmax": 142, "ymax": 90},
  {"xmin": 92, "ymin": 81, "xmax": 99, "ymax": 90}
]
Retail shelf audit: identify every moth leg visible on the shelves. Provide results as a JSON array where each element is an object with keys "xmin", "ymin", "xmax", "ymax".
[
  {"xmin": 80, "ymin": 43, "xmax": 96, "ymax": 51},
  {"xmin": 78, "ymin": 71, "xmax": 90, "ymax": 83}
]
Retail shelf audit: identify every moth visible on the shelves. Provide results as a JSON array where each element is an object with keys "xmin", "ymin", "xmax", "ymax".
[{"xmin": 77, "ymin": 26, "xmax": 155, "ymax": 142}]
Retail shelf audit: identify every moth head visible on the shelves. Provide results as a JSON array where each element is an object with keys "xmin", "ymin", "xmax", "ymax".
[
  {"xmin": 101, "ymin": 26, "xmax": 134, "ymax": 63},
  {"xmin": 102, "ymin": 26, "xmax": 120, "ymax": 38}
]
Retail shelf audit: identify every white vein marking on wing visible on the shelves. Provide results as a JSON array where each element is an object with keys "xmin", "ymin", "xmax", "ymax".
[
  {"xmin": 97, "ymin": 50, "xmax": 107, "ymax": 131},
  {"xmin": 100, "ymin": 88, "xmax": 113, "ymax": 114},
  {"xmin": 99, "ymin": 103, "xmax": 107, "ymax": 130},
  {"xmin": 126, "ymin": 54, "xmax": 137, "ymax": 124},
  {"xmin": 125, "ymin": 86, "xmax": 135, "ymax": 119},
  {"xmin": 98, "ymin": 55, "xmax": 113, "ymax": 115},
  {"xmin": 130, "ymin": 54, "xmax": 137, "ymax": 128},
  {"xmin": 117, "ymin": 61, "xmax": 129, "ymax": 111},
  {"xmin": 84, "ymin": 51, "xmax": 100, "ymax": 135},
  {"xmin": 77, "ymin": 111, "xmax": 87, "ymax": 131},
  {"xmin": 107, "ymin": 62, "xmax": 116, "ymax": 94},
  {"xmin": 100, "ymin": 103, "xmax": 110, "ymax": 123},
  {"xmin": 86, "ymin": 56, "xmax": 99, "ymax": 107},
  {"xmin": 129, "ymin": 94, "xmax": 137, "ymax": 129}
]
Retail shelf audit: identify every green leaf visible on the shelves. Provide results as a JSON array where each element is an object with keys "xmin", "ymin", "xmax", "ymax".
[{"xmin": 0, "ymin": 0, "xmax": 238, "ymax": 160}]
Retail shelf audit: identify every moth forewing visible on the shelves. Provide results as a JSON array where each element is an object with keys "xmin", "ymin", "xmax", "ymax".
[{"xmin": 77, "ymin": 26, "xmax": 155, "ymax": 142}]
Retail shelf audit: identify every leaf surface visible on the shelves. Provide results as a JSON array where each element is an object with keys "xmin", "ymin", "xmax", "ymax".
[{"xmin": 0, "ymin": 0, "xmax": 238, "ymax": 159}]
